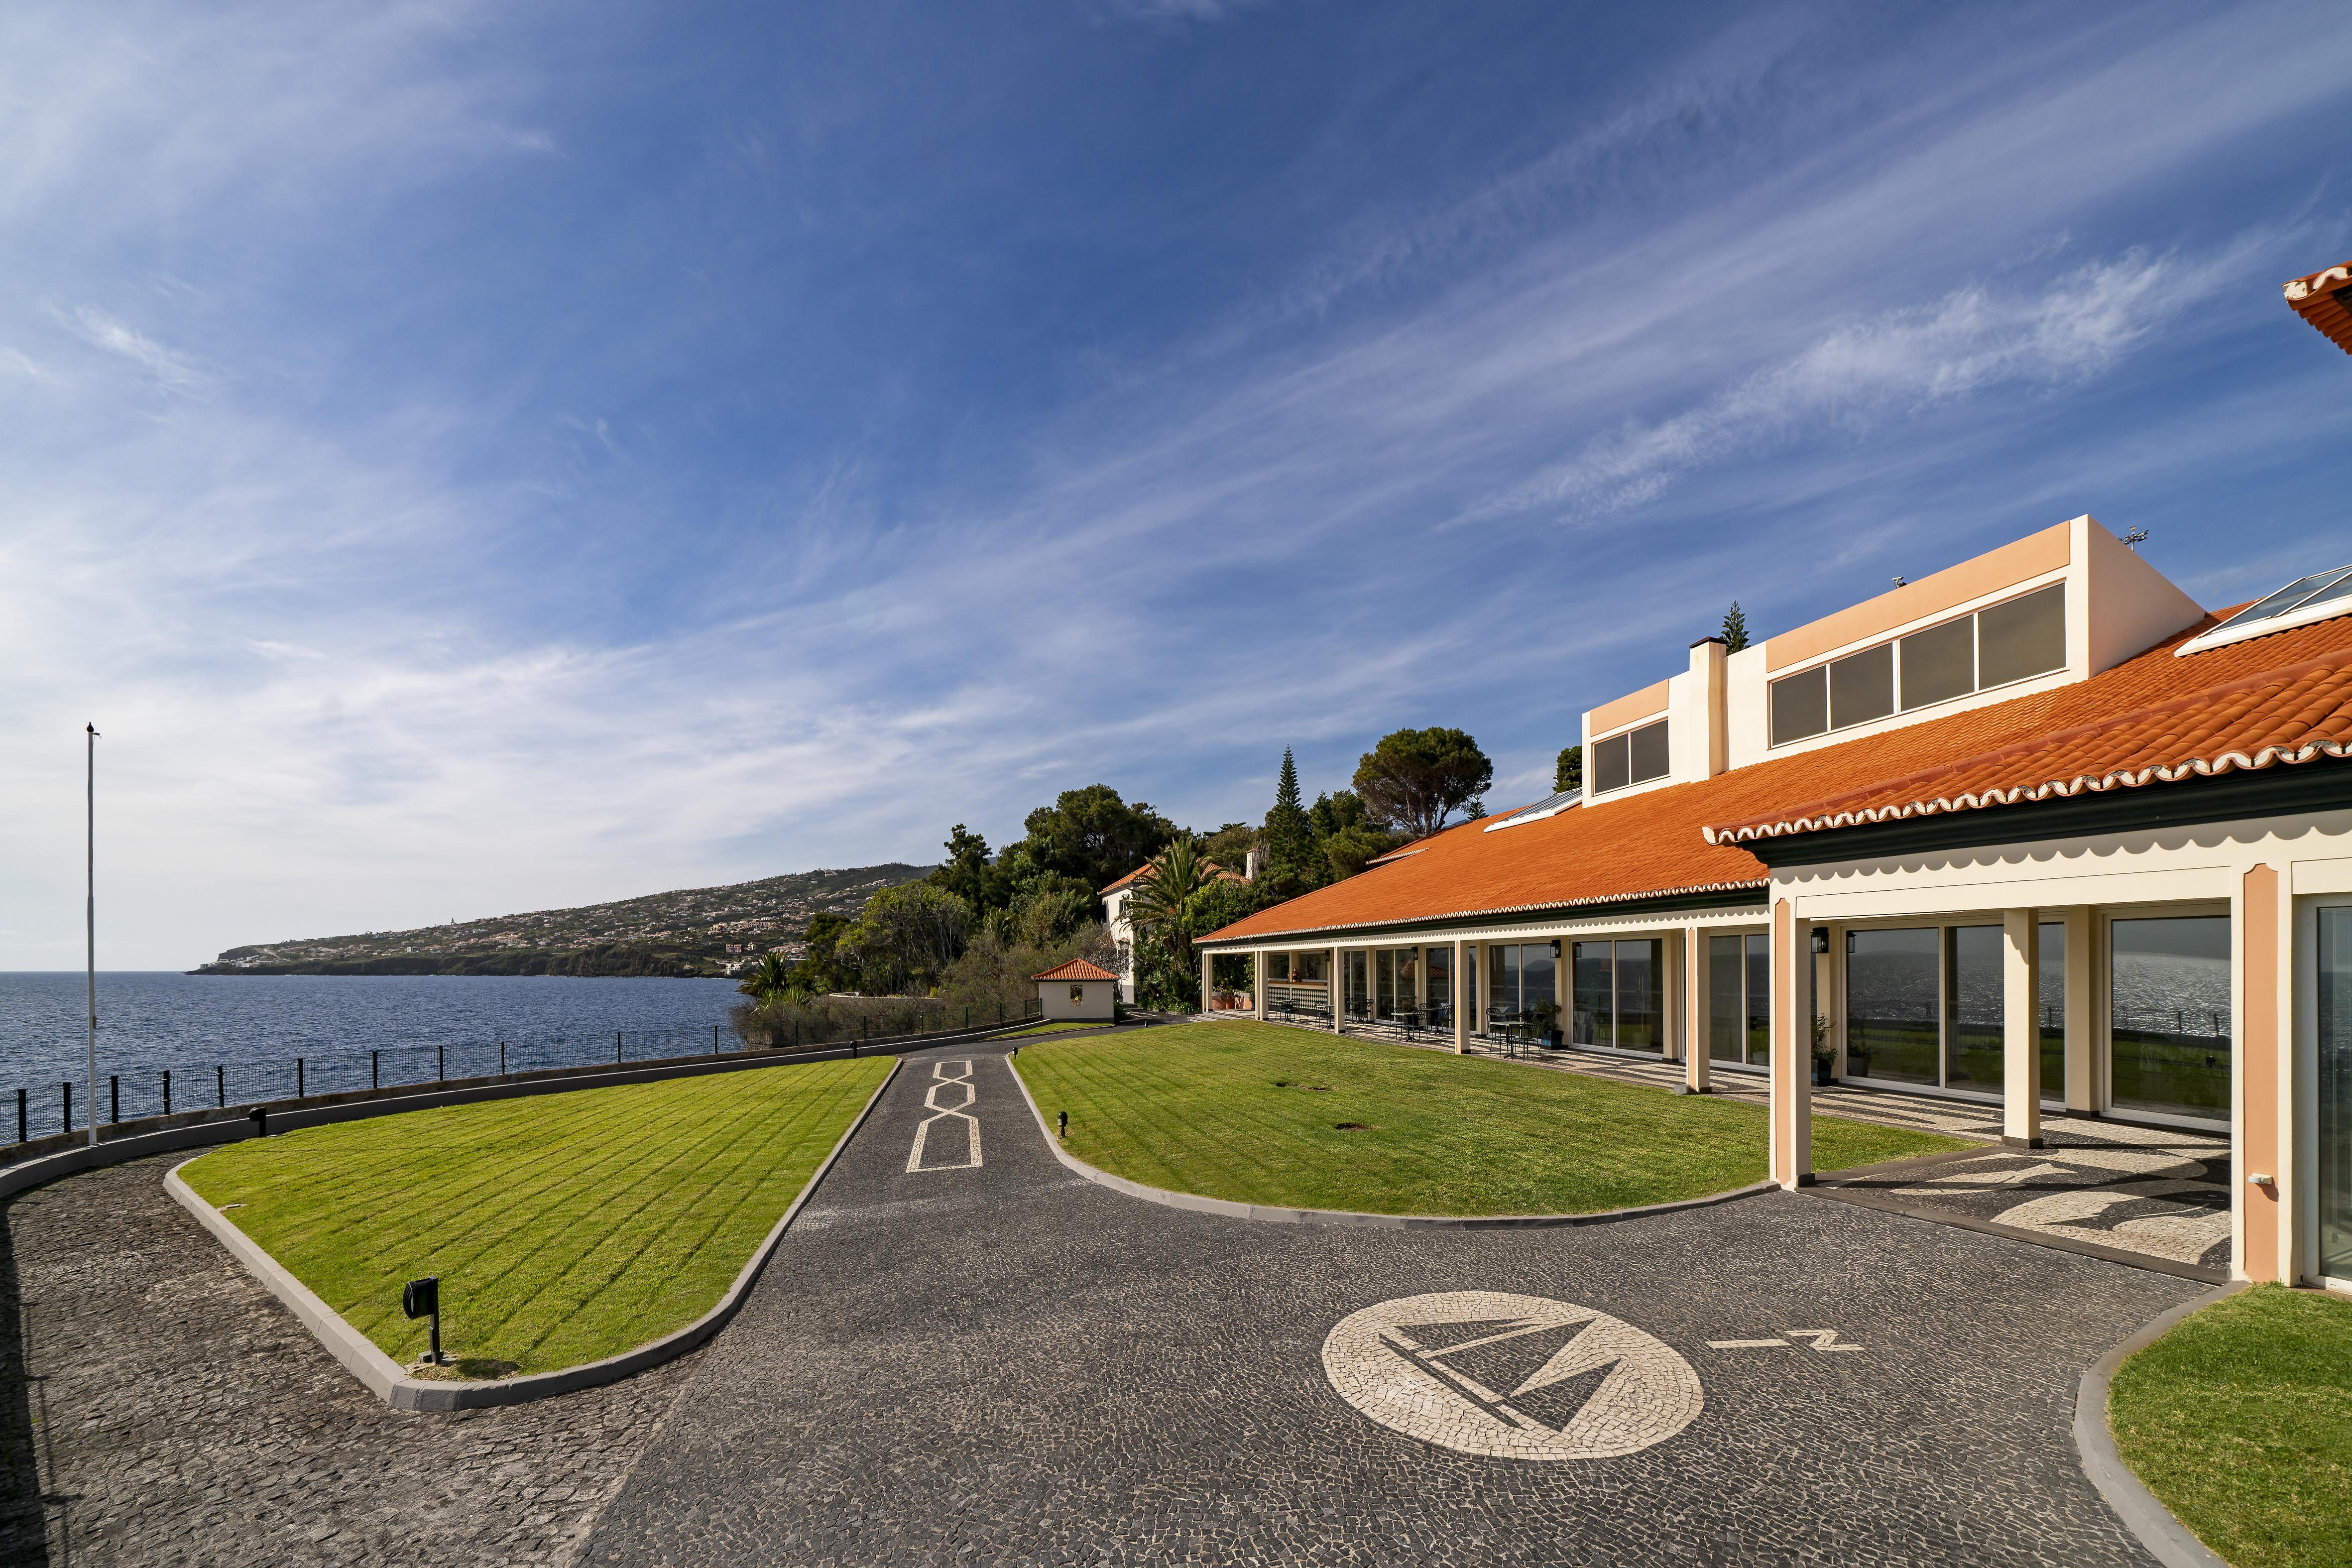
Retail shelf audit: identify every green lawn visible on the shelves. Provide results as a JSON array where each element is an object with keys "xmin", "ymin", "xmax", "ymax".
[
  {"xmin": 179, "ymin": 1057, "xmax": 893, "ymax": 1376},
  {"xmin": 2110, "ymin": 1285, "xmax": 2352, "ymax": 1568},
  {"xmin": 1011, "ymin": 1022, "xmax": 1968, "ymax": 1216}
]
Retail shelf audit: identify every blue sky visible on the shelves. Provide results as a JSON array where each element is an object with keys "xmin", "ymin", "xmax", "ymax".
[{"xmin": 5, "ymin": 0, "xmax": 2352, "ymax": 968}]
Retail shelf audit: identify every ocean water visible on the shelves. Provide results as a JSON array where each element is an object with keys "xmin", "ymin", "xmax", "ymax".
[{"xmin": 0, "ymin": 971, "xmax": 750, "ymax": 1141}]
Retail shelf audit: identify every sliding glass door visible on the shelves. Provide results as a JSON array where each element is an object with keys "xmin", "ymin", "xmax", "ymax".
[
  {"xmin": 2322, "ymin": 905, "xmax": 2352, "ymax": 1284},
  {"xmin": 1708, "ymin": 934, "xmax": 1768, "ymax": 1065},
  {"xmin": 2109, "ymin": 916, "xmax": 2231, "ymax": 1122}
]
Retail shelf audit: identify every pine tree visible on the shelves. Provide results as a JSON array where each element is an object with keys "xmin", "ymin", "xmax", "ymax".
[
  {"xmin": 1264, "ymin": 748, "xmax": 1313, "ymax": 874},
  {"xmin": 1722, "ymin": 602, "xmax": 1749, "ymax": 653},
  {"xmin": 1554, "ymin": 744, "xmax": 1582, "ymax": 793}
]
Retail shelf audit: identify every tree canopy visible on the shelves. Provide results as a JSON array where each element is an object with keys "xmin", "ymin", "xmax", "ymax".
[
  {"xmin": 1000, "ymin": 784, "xmax": 1178, "ymax": 895},
  {"xmin": 1554, "ymin": 744, "xmax": 1582, "ymax": 794},
  {"xmin": 1351, "ymin": 726, "xmax": 1493, "ymax": 841},
  {"xmin": 1722, "ymin": 602, "xmax": 1749, "ymax": 653}
]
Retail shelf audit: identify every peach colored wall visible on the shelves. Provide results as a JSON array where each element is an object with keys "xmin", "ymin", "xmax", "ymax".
[
  {"xmin": 1589, "ymin": 678, "xmax": 1671, "ymax": 736},
  {"xmin": 1765, "ymin": 521, "xmax": 2070, "ymax": 672},
  {"xmin": 2241, "ymin": 864, "xmax": 2282, "ymax": 1281}
]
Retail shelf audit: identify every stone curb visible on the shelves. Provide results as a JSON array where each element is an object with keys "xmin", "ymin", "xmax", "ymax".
[
  {"xmin": 163, "ymin": 1056, "xmax": 901, "ymax": 1412},
  {"xmin": 1001, "ymin": 1053, "xmax": 1776, "ymax": 1230},
  {"xmin": 2073, "ymin": 1281, "xmax": 2245, "ymax": 1568}
]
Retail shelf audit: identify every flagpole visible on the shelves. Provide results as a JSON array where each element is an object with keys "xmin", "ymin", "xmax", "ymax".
[{"xmin": 86, "ymin": 723, "xmax": 99, "ymax": 1149}]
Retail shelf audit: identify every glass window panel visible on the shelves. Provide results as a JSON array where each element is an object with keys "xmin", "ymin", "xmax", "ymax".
[
  {"xmin": 1977, "ymin": 584, "xmax": 2067, "ymax": 688},
  {"xmin": 1488, "ymin": 944, "xmax": 1521, "ymax": 1031},
  {"xmin": 1900, "ymin": 616, "xmax": 1975, "ymax": 710},
  {"xmin": 1522, "ymin": 944, "xmax": 1559, "ymax": 1042},
  {"xmin": 1709, "ymin": 936, "xmax": 1745, "ymax": 1062},
  {"xmin": 1845, "ymin": 928, "xmax": 1940, "ymax": 1084},
  {"xmin": 2213, "ymin": 567, "xmax": 2352, "ymax": 631},
  {"xmin": 1830, "ymin": 643, "xmax": 1895, "ymax": 729},
  {"xmin": 1769, "ymin": 666, "xmax": 1828, "ymax": 745},
  {"xmin": 1746, "ymin": 934, "xmax": 1771, "ymax": 1066},
  {"xmin": 2110, "ymin": 916, "xmax": 2231, "ymax": 1121},
  {"xmin": 1572, "ymin": 941, "xmax": 1614, "ymax": 1046},
  {"xmin": 1945, "ymin": 926, "xmax": 2003, "ymax": 1090},
  {"xmin": 2039, "ymin": 922, "xmax": 2064, "ymax": 1100},
  {"xmin": 2289, "ymin": 567, "xmax": 2352, "ymax": 616},
  {"xmin": 1614, "ymin": 939, "xmax": 1663, "ymax": 1053},
  {"xmin": 1594, "ymin": 733, "xmax": 1631, "ymax": 793},
  {"xmin": 1376, "ymin": 949, "xmax": 1395, "ymax": 1018},
  {"xmin": 1629, "ymin": 721, "xmax": 1670, "ymax": 784},
  {"xmin": 2321, "ymin": 907, "xmax": 2352, "ymax": 1281},
  {"xmin": 1426, "ymin": 946, "xmax": 1451, "ymax": 1027}
]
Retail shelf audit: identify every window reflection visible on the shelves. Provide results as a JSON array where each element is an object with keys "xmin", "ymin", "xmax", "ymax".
[{"xmin": 2109, "ymin": 916, "xmax": 2231, "ymax": 1121}]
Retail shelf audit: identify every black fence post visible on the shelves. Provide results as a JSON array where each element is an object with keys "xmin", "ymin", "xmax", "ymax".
[
  {"xmin": 14, "ymin": 1088, "xmax": 23, "ymax": 1145},
  {"xmin": 498, "ymin": 1041, "xmax": 506, "ymax": 1076},
  {"xmin": 110, "ymin": 1075, "xmax": 119, "ymax": 1125},
  {"xmin": 371, "ymin": 1051, "xmax": 379, "ymax": 1089},
  {"xmin": 163, "ymin": 1070, "xmax": 171, "ymax": 1116},
  {"xmin": 713, "ymin": 1024, "xmax": 720, "ymax": 1052},
  {"xmin": 616, "ymin": 1030, "xmax": 623, "ymax": 1065},
  {"xmin": 438, "ymin": 1043, "xmax": 446, "ymax": 1083},
  {"xmin": 217, "ymin": 1065, "xmax": 225, "ymax": 1107},
  {"xmin": 61, "ymin": 1081, "xmax": 71, "ymax": 1134}
]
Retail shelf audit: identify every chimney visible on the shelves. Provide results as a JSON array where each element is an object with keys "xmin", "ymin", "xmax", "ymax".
[{"xmin": 1243, "ymin": 849, "xmax": 1258, "ymax": 881}]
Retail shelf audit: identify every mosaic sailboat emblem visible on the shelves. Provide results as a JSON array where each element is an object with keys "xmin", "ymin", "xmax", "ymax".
[{"xmin": 1321, "ymin": 1291, "xmax": 1701, "ymax": 1460}]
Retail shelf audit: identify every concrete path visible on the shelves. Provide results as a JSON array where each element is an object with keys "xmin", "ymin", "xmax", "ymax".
[{"xmin": 578, "ymin": 1036, "xmax": 2199, "ymax": 1567}]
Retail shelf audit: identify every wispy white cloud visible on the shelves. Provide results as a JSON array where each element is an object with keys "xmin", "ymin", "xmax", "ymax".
[
  {"xmin": 59, "ymin": 304, "xmax": 207, "ymax": 394},
  {"xmin": 1461, "ymin": 241, "xmax": 2265, "ymax": 523}
]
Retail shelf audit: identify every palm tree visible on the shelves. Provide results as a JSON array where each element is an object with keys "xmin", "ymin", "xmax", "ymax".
[
  {"xmin": 1125, "ymin": 837, "xmax": 1219, "ymax": 948},
  {"xmin": 738, "ymin": 951, "xmax": 791, "ymax": 999}
]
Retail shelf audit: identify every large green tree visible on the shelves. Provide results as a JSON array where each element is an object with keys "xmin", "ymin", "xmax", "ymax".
[
  {"xmin": 1263, "ymin": 748, "xmax": 1313, "ymax": 876},
  {"xmin": 835, "ymin": 883, "xmax": 972, "ymax": 995},
  {"xmin": 1351, "ymin": 726, "xmax": 1493, "ymax": 840},
  {"xmin": 929, "ymin": 823, "xmax": 1006, "ymax": 913},
  {"xmin": 1000, "ymin": 784, "xmax": 1178, "ymax": 895}
]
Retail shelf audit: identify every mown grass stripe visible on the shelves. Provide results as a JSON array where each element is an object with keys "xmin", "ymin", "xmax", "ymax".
[
  {"xmin": 181, "ymin": 1058, "xmax": 889, "ymax": 1373},
  {"xmin": 1015, "ymin": 1023, "xmax": 1969, "ymax": 1216}
]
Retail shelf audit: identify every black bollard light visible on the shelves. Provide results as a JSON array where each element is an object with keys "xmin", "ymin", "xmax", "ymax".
[
  {"xmin": 402, "ymin": 1276, "xmax": 444, "ymax": 1366},
  {"xmin": 1057, "ymin": 1110, "xmax": 1068, "ymax": 1140}
]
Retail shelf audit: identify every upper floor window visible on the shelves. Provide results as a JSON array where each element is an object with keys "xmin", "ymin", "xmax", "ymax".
[
  {"xmin": 1593, "ymin": 719, "xmax": 1668, "ymax": 793},
  {"xmin": 1769, "ymin": 583, "xmax": 2065, "ymax": 747}
]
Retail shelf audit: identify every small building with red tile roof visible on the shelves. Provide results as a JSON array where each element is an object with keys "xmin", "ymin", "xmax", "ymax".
[
  {"xmin": 1197, "ymin": 509, "xmax": 2352, "ymax": 1291},
  {"xmin": 1032, "ymin": 957, "xmax": 1119, "ymax": 1022}
]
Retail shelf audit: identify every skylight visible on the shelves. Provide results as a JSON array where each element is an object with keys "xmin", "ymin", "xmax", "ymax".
[
  {"xmin": 1482, "ymin": 789, "xmax": 1581, "ymax": 832},
  {"xmin": 2177, "ymin": 563, "xmax": 2352, "ymax": 656}
]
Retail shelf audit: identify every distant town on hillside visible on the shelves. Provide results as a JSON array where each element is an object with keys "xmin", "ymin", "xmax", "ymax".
[{"xmin": 190, "ymin": 864, "xmax": 935, "ymax": 978}]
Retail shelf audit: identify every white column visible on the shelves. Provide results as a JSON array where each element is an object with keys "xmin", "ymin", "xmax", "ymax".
[
  {"xmin": 1200, "ymin": 949, "xmax": 1214, "ymax": 1016},
  {"xmin": 1453, "ymin": 939, "xmax": 1469, "ymax": 1054},
  {"xmin": 2062, "ymin": 906, "xmax": 2096, "ymax": 1114},
  {"xmin": 1769, "ymin": 900, "xmax": 1813, "ymax": 1189},
  {"xmin": 1254, "ymin": 950, "xmax": 1267, "ymax": 1020},
  {"xmin": 1683, "ymin": 924, "xmax": 1710, "ymax": 1093},
  {"xmin": 2002, "ymin": 909, "xmax": 2044, "ymax": 1148},
  {"xmin": 1330, "ymin": 947, "xmax": 1342, "ymax": 1032}
]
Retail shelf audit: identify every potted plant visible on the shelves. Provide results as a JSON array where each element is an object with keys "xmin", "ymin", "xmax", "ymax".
[{"xmin": 1809, "ymin": 1014, "xmax": 1837, "ymax": 1086}]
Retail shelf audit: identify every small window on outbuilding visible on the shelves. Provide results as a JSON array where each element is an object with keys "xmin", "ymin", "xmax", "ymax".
[{"xmin": 1070, "ymin": 984, "xmax": 1085, "ymax": 1004}]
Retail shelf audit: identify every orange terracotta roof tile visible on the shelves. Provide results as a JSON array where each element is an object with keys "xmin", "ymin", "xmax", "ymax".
[
  {"xmin": 1202, "ymin": 608, "xmax": 2352, "ymax": 947},
  {"xmin": 1032, "ymin": 958, "xmax": 1118, "ymax": 981},
  {"xmin": 2285, "ymin": 258, "xmax": 2352, "ymax": 357},
  {"xmin": 1099, "ymin": 858, "xmax": 1245, "ymax": 895}
]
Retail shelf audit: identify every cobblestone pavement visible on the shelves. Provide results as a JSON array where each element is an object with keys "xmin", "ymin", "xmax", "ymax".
[
  {"xmin": 580, "ymin": 1036, "xmax": 2201, "ymax": 1567},
  {"xmin": 0, "ymin": 1154, "xmax": 694, "ymax": 1568}
]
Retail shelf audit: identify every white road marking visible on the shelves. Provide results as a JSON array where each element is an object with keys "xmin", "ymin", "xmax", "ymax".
[
  {"xmin": 1783, "ymin": 1329, "xmax": 1862, "ymax": 1352},
  {"xmin": 906, "ymin": 1060, "xmax": 982, "ymax": 1173},
  {"xmin": 1706, "ymin": 1339, "xmax": 1790, "ymax": 1349}
]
